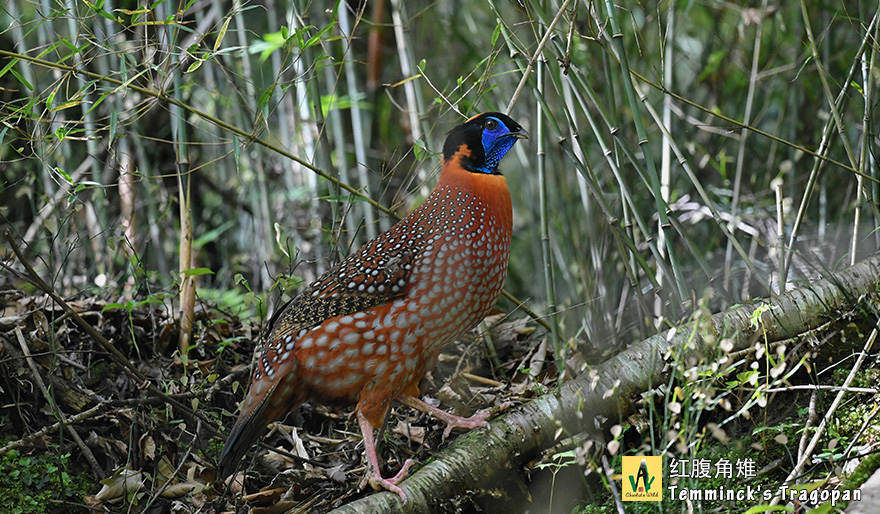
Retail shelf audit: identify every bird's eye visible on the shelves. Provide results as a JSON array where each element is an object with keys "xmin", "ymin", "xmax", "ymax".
[{"xmin": 485, "ymin": 118, "xmax": 498, "ymax": 130}]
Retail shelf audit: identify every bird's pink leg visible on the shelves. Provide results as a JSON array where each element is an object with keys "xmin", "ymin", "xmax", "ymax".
[
  {"xmin": 357, "ymin": 411, "xmax": 414, "ymax": 501},
  {"xmin": 399, "ymin": 395, "xmax": 508, "ymax": 438}
]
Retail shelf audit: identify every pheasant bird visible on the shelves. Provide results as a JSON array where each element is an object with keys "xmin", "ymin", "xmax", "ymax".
[{"xmin": 218, "ymin": 112, "xmax": 528, "ymax": 500}]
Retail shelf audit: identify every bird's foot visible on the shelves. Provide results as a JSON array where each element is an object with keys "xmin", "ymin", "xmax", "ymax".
[
  {"xmin": 401, "ymin": 396, "xmax": 511, "ymax": 438},
  {"xmin": 438, "ymin": 409, "xmax": 490, "ymax": 437},
  {"xmin": 364, "ymin": 458, "xmax": 415, "ymax": 502},
  {"xmin": 437, "ymin": 400, "xmax": 512, "ymax": 437}
]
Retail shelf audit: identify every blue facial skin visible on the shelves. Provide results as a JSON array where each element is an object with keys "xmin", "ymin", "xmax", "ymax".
[{"xmin": 477, "ymin": 117, "xmax": 520, "ymax": 174}]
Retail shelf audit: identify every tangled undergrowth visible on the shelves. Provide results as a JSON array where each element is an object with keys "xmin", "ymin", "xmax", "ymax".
[{"xmin": 0, "ymin": 288, "xmax": 543, "ymax": 513}]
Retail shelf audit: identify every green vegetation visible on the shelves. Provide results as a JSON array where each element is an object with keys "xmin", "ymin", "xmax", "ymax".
[{"xmin": 0, "ymin": 446, "xmax": 90, "ymax": 514}]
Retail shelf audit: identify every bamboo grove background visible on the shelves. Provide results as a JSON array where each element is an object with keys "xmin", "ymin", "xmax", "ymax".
[
  {"xmin": 3, "ymin": 0, "xmax": 878, "ymax": 357},
  {"xmin": 1, "ymin": 0, "xmax": 879, "ymax": 508}
]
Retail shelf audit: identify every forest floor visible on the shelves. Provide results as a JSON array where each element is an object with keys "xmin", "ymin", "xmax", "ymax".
[
  {"xmin": 3, "ymin": 273, "xmax": 880, "ymax": 513},
  {"xmin": 0, "ymin": 288, "xmax": 549, "ymax": 513}
]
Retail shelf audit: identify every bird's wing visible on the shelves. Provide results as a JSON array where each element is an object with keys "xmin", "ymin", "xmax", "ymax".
[
  {"xmin": 219, "ymin": 237, "xmax": 417, "ymax": 477},
  {"xmin": 268, "ymin": 240, "xmax": 416, "ymax": 341}
]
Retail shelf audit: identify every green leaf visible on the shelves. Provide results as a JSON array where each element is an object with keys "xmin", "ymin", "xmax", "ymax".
[
  {"xmin": 292, "ymin": 26, "xmax": 314, "ymax": 48},
  {"xmin": 696, "ymin": 49, "xmax": 728, "ymax": 83},
  {"xmin": 0, "ymin": 57, "xmax": 20, "ymax": 80},
  {"xmin": 413, "ymin": 138, "xmax": 427, "ymax": 161},
  {"xmin": 851, "ymin": 80, "xmax": 864, "ymax": 96},
  {"xmin": 303, "ymin": 21, "xmax": 335, "ymax": 50},
  {"xmin": 181, "ymin": 267, "xmax": 215, "ymax": 277},
  {"xmin": 257, "ymin": 85, "xmax": 275, "ymax": 108},
  {"xmin": 491, "ymin": 22, "xmax": 502, "ymax": 45},
  {"xmin": 250, "ymin": 30, "xmax": 288, "ymax": 62},
  {"xmin": 9, "ymin": 68, "xmax": 33, "ymax": 91},
  {"xmin": 320, "ymin": 92, "xmax": 372, "ymax": 116},
  {"xmin": 135, "ymin": 297, "xmax": 165, "ymax": 307},
  {"xmin": 193, "ymin": 220, "xmax": 234, "ymax": 247},
  {"xmin": 54, "ymin": 166, "xmax": 73, "ymax": 183},
  {"xmin": 85, "ymin": 92, "xmax": 109, "ymax": 115},
  {"xmin": 59, "ymin": 37, "xmax": 79, "ymax": 54},
  {"xmin": 84, "ymin": 0, "xmax": 117, "ymax": 21},
  {"xmin": 215, "ymin": 16, "xmax": 231, "ymax": 51},
  {"xmin": 109, "ymin": 109, "xmax": 117, "ymax": 142}
]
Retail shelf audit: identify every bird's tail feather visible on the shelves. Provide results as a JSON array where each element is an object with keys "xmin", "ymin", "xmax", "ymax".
[
  {"xmin": 217, "ymin": 354, "xmax": 306, "ymax": 479},
  {"xmin": 217, "ymin": 374, "xmax": 289, "ymax": 479},
  {"xmin": 217, "ymin": 394, "xmax": 273, "ymax": 479},
  {"xmin": 217, "ymin": 377, "xmax": 306, "ymax": 479}
]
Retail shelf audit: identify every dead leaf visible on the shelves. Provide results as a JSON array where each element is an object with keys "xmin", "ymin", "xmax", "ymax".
[
  {"xmin": 140, "ymin": 434, "xmax": 156, "ymax": 460},
  {"xmin": 242, "ymin": 486, "xmax": 286, "ymax": 504},
  {"xmin": 92, "ymin": 468, "xmax": 145, "ymax": 502},
  {"xmin": 323, "ymin": 463, "xmax": 348, "ymax": 484},
  {"xmin": 225, "ymin": 471, "xmax": 246, "ymax": 495},
  {"xmin": 392, "ymin": 420, "xmax": 428, "ymax": 446},
  {"xmin": 161, "ymin": 481, "xmax": 204, "ymax": 498}
]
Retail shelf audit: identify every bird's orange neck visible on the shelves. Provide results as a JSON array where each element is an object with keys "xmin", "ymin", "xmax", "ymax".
[{"xmin": 437, "ymin": 146, "xmax": 513, "ymax": 233}]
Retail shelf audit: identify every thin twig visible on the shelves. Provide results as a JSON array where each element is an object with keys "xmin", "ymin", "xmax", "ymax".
[
  {"xmin": 4, "ymin": 230, "xmax": 219, "ymax": 436},
  {"xmin": 14, "ymin": 326, "xmax": 104, "ymax": 478},
  {"xmin": 142, "ymin": 419, "xmax": 201, "ymax": 512},
  {"xmin": 505, "ymin": 0, "xmax": 573, "ymax": 114},
  {"xmin": 0, "ymin": 400, "xmax": 108, "ymax": 458},
  {"xmin": 771, "ymin": 326, "xmax": 878, "ymax": 505}
]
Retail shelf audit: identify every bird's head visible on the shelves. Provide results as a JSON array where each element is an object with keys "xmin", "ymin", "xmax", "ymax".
[{"xmin": 443, "ymin": 112, "xmax": 529, "ymax": 175}]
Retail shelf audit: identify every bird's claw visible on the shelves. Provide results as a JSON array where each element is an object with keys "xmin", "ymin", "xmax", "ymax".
[
  {"xmin": 364, "ymin": 458, "xmax": 415, "ymax": 502},
  {"xmin": 441, "ymin": 411, "xmax": 489, "ymax": 438},
  {"xmin": 440, "ymin": 401, "xmax": 512, "ymax": 438}
]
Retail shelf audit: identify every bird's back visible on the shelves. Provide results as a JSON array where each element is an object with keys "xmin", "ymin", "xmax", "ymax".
[{"xmin": 272, "ymin": 161, "xmax": 512, "ymax": 406}]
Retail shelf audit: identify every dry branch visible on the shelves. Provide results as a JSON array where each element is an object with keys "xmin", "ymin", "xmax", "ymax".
[{"xmin": 328, "ymin": 255, "xmax": 880, "ymax": 513}]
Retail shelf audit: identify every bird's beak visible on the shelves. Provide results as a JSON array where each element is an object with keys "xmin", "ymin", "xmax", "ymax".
[{"xmin": 511, "ymin": 128, "xmax": 530, "ymax": 140}]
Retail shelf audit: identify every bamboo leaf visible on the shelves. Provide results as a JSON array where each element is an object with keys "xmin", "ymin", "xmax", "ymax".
[
  {"xmin": 83, "ymin": 0, "xmax": 118, "ymax": 21},
  {"xmin": 214, "ymin": 16, "xmax": 231, "ymax": 51},
  {"xmin": 302, "ymin": 21, "xmax": 335, "ymax": 50},
  {"xmin": 0, "ymin": 57, "xmax": 19, "ymax": 80},
  {"xmin": 54, "ymin": 166, "xmax": 73, "ymax": 183},
  {"xmin": 8, "ymin": 68, "xmax": 33, "ymax": 91},
  {"xmin": 181, "ymin": 267, "xmax": 215, "ymax": 277}
]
